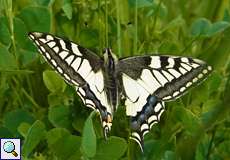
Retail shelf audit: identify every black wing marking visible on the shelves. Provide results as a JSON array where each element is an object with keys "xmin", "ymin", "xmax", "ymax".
[{"xmin": 28, "ymin": 32, "xmax": 112, "ymax": 136}]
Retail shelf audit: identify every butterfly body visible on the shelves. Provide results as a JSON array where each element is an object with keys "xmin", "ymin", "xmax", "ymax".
[
  {"xmin": 103, "ymin": 48, "xmax": 119, "ymax": 115},
  {"xmin": 28, "ymin": 32, "xmax": 212, "ymax": 151}
]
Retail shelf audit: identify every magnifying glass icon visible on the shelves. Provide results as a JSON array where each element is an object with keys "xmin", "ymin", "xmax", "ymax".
[{"xmin": 3, "ymin": 141, "xmax": 18, "ymax": 157}]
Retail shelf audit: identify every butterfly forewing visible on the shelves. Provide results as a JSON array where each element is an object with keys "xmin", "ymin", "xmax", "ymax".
[
  {"xmin": 118, "ymin": 55, "xmax": 212, "ymax": 101},
  {"xmin": 28, "ymin": 32, "xmax": 113, "ymax": 136},
  {"xmin": 28, "ymin": 32, "xmax": 103, "ymax": 84}
]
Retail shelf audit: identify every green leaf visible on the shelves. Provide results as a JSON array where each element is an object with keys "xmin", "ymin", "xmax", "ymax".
[
  {"xmin": 190, "ymin": 18, "xmax": 211, "ymax": 37},
  {"xmin": 18, "ymin": 122, "xmax": 31, "ymax": 138},
  {"xmin": 56, "ymin": 15, "xmax": 75, "ymax": 39},
  {"xmin": 62, "ymin": 0, "xmax": 73, "ymax": 20},
  {"xmin": 13, "ymin": 16, "xmax": 38, "ymax": 64},
  {"xmin": 0, "ymin": 127, "xmax": 13, "ymax": 138},
  {"xmin": 115, "ymin": 0, "xmax": 129, "ymax": 25},
  {"xmin": 172, "ymin": 106, "xmax": 200, "ymax": 134},
  {"xmin": 13, "ymin": 17, "xmax": 29, "ymax": 49},
  {"xmin": 207, "ymin": 72, "xmax": 222, "ymax": 94},
  {"xmin": 34, "ymin": 0, "xmax": 51, "ymax": 6},
  {"xmin": 72, "ymin": 115, "xmax": 86, "ymax": 133},
  {"xmin": 18, "ymin": 48, "xmax": 37, "ymax": 65},
  {"xmin": 46, "ymin": 128, "xmax": 70, "ymax": 146},
  {"xmin": 48, "ymin": 105, "xmax": 72, "ymax": 129},
  {"xmin": 3, "ymin": 109, "xmax": 35, "ymax": 134},
  {"xmin": 163, "ymin": 150, "xmax": 177, "ymax": 160},
  {"xmin": 43, "ymin": 70, "xmax": 66, "ymax": 93},
  {"xmin": 79, "ymin": 29, "xmax": 99, "ymax": 49},
  {"xmin": 128, "ymin": 0, "xmax": 153, "ymax": 8},
  {"xmin": 190, "ymin": 18, "xmax": 230, "ymax": 37},
  {"xmin": 82, "ymin": 111, "xmax": 97, "ymax": 158},
  {"xmin": 47, "ymin": 92, "xmax": 68, "ymax": 107},
  {"xmin": 216, "ymin": 140, "xmax": 230, "ymax": 157},
  {"xmin": 94, "ymin": 136, "xmax": 127, "ymax": 160},
  {"xmin": 195, "ymin": 134, "xmax": 211, "ymax": 160},
  {"xmin": 146, "ymin": 2, "xmax": 168, "ymax": 18},
  {"xmin": 162, "ymin": 15, "xmax": 185, "ymax": 32},
  {"xmin": 18, "ymin": 6, "xmax": 50, "ymax": 32},
  {"xmin": 22, "ymin": 120, "xmax": 46, "ymax": 157},
  {"xmin": 46, "ymin": 128, "xmax": 82, "ymax": 160},
  {"xmin": 223, "ymin": 9, "xmax": 230, "ymax": 22},
  {"xmin": 202, "ymin": 99, "xmax": 221, "ymax": 114},
  {"xmin": 158, "ymin": 42, "xmax": 179, "ymax": 53},
  {"xmin": 207, "ymin": 21, "xmax": 230, "ymax": 36},
  {"xmin": 0, "ymin": 17, "xmax": 11, "ymax": 46},
  {"xmin": 0, "ymin": 44, "xmax": 17, "ymax": 70}
]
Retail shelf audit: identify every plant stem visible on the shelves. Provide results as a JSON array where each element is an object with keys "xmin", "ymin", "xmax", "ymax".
[
  {"xmin": 3, "ymin": 0, "xmax": 19, "ymax": 68},
  {"xmin": 152, "ymin": 0, "xmax": 163, "ymax": 33},
  {"xmin": 134, "ymin": 0, "xmax": 138, "ymax": 55},
  {"xmin": 105, "ymin": 0, "xmax": 108, "ymax": 48},
  {"xmin": 116, "ymin": 0, "xmax": 121, "ymax": 56},
  {"xmin": 22, "ymin": 88, "xmax": 40, "ymax": 110},
  {"xmin": 206, "ymin": 128, "xmax": 216, "ymax": 160},
  {"xmin": 180, "ymin": 37, "xmax": 199, "ymax": 54},
  {"xmin": 98, "ymin": 0, "xmax": 103, "ymax": 53}
]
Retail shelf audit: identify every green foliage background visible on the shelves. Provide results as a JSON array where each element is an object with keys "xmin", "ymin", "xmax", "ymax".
[{"xmin": 0, "ymin": 0, "xmax": 230, "ymax": 159}]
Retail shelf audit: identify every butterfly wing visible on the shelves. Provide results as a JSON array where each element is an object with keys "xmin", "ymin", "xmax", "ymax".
[
  {"xmin": 117, "ymin": 55, "xmax": 212, "ymax": 150},
  {"xmin": 28, "ymin": 32, "xmax": 113, "ymax": 136}
]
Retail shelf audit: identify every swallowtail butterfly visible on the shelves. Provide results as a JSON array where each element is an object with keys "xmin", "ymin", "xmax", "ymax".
[{"xmin": 28, "ymin": 32, "xmax": 212, "ymax": 151}]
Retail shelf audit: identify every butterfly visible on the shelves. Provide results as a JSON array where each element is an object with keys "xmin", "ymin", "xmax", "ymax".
[{"xmin": 28, "ymin": 32, "xmax": 212, "ymax": 151}]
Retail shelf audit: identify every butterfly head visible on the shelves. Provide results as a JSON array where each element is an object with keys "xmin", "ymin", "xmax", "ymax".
[{"xmin": 103, "ymin": 48, "xmax": 118, "ymax": 64}]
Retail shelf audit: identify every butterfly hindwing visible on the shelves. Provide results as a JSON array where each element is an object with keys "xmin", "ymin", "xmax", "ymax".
[
  {"xmin": 28, "ymin": 32, "xmax": 113, "ymax": 136},
  {"xmin": 120, "ymin": 72, "xmax": 165, "ymax": 150},
  {"xmin": 130, "ymin": 95, "xmax": 165, "ymax": 151}
]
